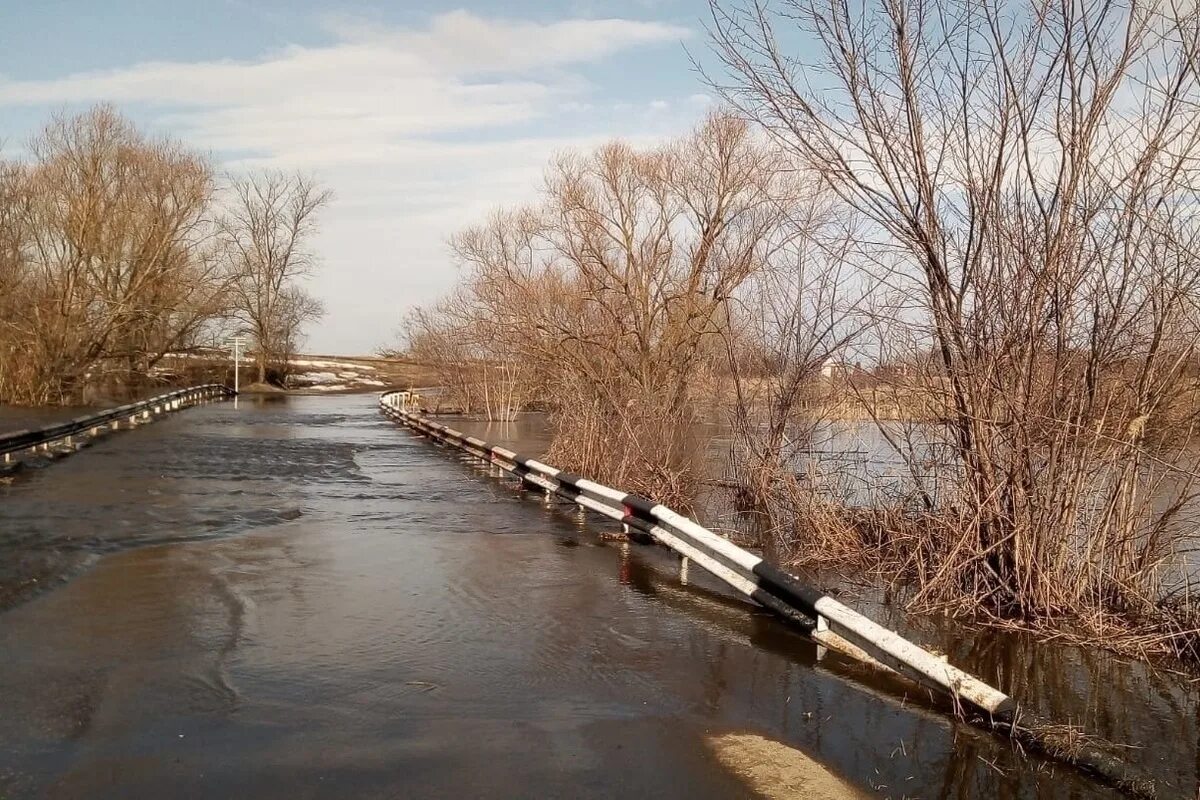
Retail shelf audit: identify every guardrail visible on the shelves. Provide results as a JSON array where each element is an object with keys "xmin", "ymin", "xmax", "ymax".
[
  {"xmin": 379, "ymin": 390, "xmax": 1166, "ymax": 796},
  {"xmin": 379, "ymin": 390, "xmax": 1009, "ymax": 715},
  {"xmin": 1, "ymin": 384, "xmax": 235, "ymax": 464}
]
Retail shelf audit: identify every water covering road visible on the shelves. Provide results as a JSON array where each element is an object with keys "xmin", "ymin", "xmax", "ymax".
[{"xmin": 0, "ymin": 394, "xmax": 1178, "ymax": 798}]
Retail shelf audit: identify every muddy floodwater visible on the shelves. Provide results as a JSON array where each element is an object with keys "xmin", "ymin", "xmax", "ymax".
[{"xmin": 0, "ymin": 394, "xmax": 1194, "ymax": 798}]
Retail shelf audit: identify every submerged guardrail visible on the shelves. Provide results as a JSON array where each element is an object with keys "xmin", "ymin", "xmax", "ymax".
[
  {"xmin": 379, "ymin": 390, "xmax": 1008, "ymax": 714},
  {"xmin": 379, "ymin": 389, "xmax": 1159, "ymax": 797},
  {"xmin": 1, "ymin": 384, "xmax": 235, "ymax": 465}
]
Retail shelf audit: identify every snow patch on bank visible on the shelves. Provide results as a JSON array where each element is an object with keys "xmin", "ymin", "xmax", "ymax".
[
  {"xmin": 291, "ymin": 359, "xmax": 377, "ymax": 371},
  {"xmin": 287, "ymin": 359, "xmax": 390, "ymax": 392}
]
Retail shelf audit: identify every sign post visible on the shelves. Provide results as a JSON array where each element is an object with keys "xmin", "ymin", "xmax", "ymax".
[{"xmin": 227, "ymin": 336, "xmax": 247, "ymax": 397}]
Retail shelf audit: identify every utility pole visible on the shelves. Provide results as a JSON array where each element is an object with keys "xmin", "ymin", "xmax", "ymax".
[{"xmin": 227, "ymin": 336, "xmax": 247, "ymax": 394}]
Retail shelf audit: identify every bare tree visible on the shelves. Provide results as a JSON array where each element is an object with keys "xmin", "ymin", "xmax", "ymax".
[
  {"xmin": 0, "ymin": 111, "xmax": 333, "ymax": 405},
  {"xmin": 403, "ymin": 301, "xmax": 477, "ymax": 414},
  {"xmin": 222, "ymin": 171, "xmax": 331, "ymax": 384},
  {"xmin": 0, "ymin": 159, "xmax": 33, "ymax": 401},
  {"xmin": 417, "ymin": 113, "xmax": 794, "ymax": 501},
  {"xmin": 710, "ymin": 0, "xmax": 1200, "ymax": 656},
  {"xmin": 0, "ymin": 106, "xmax": 227, "ymax": 404}
]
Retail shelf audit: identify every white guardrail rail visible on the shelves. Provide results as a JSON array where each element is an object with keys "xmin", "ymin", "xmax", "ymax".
[
  {"xmin": 1, "ymin": 384, "xmax": 235, "ymax": 465},
  {"xmin": 379, "ymin": 390, "xmax": 1013, "ymax": 718}
]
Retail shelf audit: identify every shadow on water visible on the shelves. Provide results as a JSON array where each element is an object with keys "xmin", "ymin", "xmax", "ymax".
[{"xmin": 0, "ymin": 394, "xmax": 1189, "ymax": 798}]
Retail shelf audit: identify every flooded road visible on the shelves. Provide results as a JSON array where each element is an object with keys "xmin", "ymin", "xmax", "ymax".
[{"xmin": 0, "ymin": 395, "xmax": 1183, "ymax": 798}]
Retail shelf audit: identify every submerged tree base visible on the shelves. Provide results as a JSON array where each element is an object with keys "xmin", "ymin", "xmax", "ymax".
[{"xmin": 755, "ymin": 487, "xmax": 1200, "ymax": 674}]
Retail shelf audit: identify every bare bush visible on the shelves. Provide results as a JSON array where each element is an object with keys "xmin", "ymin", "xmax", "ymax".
[
  {"xmin": 710, "ymin": 0, "xmax": 1200, "ymax": 655},
  {"xmin": 721, "ymin": 183, "xmax": 874, "ymax": 532},
  {"xmin": 402, "ymin": 284, "xmax": 533, "ymax": 420}
]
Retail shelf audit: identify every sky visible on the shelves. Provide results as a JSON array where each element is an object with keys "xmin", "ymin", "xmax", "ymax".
[{"xmin": 0, "ymin": 0, "xmax": 719, "ymax": 355}]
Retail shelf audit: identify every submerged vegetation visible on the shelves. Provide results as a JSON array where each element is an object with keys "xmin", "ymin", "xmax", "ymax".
[
  {"xmin": 0, "ymin": 106, "xmax": 329, "ymax": 405},
  {"xmin": 405, "ymin": 0, "xmax": 1200, "ymax": 668}
]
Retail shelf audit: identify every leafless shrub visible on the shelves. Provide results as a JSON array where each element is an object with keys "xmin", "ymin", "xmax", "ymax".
[
  {"xmin": 719, "ymin": 177, "xmax": 876, "ymax": 534},
  {"xmin": 402, "ymin": 283, "xmax": 534, "ymax": 420},
  {"xmin": 709, "ymin": 0, "xmax": 1200, "ymax": 660}
]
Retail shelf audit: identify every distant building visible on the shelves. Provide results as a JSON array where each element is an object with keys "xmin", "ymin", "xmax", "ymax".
[{"xmin": 820, "ymin": 359, "xmax": 863, "ymax": 378}]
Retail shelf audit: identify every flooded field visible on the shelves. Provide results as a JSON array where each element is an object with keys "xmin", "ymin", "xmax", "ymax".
[
  {"xmin": 0, "ymin": 406, "xmax": 93, "ymax": 434},
  {"xmin": 0, "ymin": 394, "xmax": 1192, "ymax": 798}
]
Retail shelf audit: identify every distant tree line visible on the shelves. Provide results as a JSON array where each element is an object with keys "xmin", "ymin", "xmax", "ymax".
[
  {"xmin": 0, "ymin": 106, "xmax": 330, "ymax": 405},
  {"xmin": 405, "ymin": 0, "xmax": 1200, "ymax": 666}
]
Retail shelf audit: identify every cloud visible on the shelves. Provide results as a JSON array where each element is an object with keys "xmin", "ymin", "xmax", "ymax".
[
  {"xmin": 323, "ymin": 10, "xmax": 688, "ymax": 73},
  {"xmin": 0, "ymin": 10, "xmax": 700, "ymax": 353},
  {"xmin": 0, "ymin": 11, "xmax": 688, "ymax": 166}
]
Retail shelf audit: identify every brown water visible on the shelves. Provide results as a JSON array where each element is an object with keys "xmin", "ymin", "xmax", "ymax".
[
  {"xmin": 0, "ymin": 395, "xmax": 1189, "ymax": 798},
  {"xmin": 0, "ymin": 406, "xmax": 94, "ymax": 433}
]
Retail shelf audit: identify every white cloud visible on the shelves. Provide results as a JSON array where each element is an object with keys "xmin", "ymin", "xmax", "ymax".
[
  {"xmin": 0, "ymin": 11, "xmax": 700, "ymax": 353},
  {"xmin": 0, "ymin": 11, "xmax": 688, "ymax": 165},
  {"xmin": 323, "ymin": 10, "xmax": 688, "ymax": 73}
]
